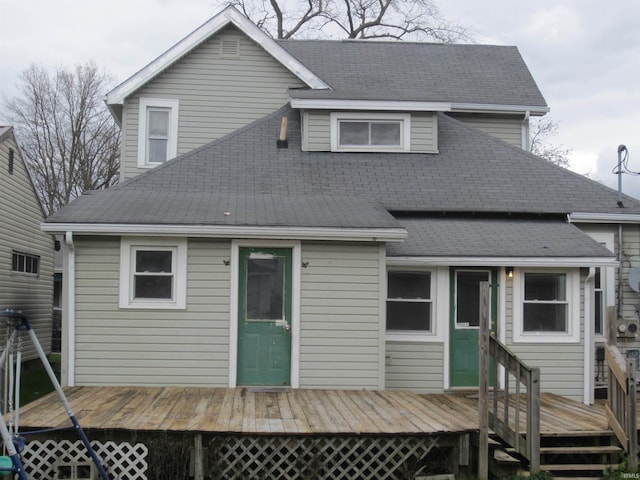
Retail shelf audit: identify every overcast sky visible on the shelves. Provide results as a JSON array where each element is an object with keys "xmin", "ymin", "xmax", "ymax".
[{"xmin": 1, "ymin": 0, "xmax": 639, "ymax": 198}]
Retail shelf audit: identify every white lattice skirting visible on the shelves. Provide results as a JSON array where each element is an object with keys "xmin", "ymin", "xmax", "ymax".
[{"xmin": 22, "ymin": 439, "xmax": 148, "ymax": 480}]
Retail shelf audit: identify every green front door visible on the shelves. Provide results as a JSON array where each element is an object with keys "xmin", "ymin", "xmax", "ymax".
[
  {"xmin": 237, "ymin": 247, "xmax": 292, "ymax": 386},
  {"xmin": 449, "ymin": 268, "xmax": 497, "ymax": 388}
]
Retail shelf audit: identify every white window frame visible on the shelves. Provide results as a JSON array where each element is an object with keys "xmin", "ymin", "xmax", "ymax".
[
  {"xmin": 386, "ymin": 268, "xmax": 434, "ymax": 335},
  {"xmin": 330, "ymin": 112, "xmax": 410, "ymax": 152},
  {"xmin": 137, "ymin": 97, "xmax": 179, "ymax": 168},
  {"xmin": 119, "ymin": 238, "xmax": 187, "ymax": 309},
  {"xmin": 513, "ymin": 268, "xmax": 580, "ymax": 343}
]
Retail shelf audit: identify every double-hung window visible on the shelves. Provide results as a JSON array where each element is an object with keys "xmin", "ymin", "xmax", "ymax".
[
  {"xmin": 331, "ymin": 113, "xmax": 410, "ymax": 152},
  {"xmin": 138, "ymin": 98, "xmax": 179, "ymax": 168},
  {"xmin": 514, "ymin": 269, "xmax": 579, "ymax": 343},
  {"xmin": 120, "ymin": 238, "xmax": 186, "ymax": 309},
  {"xmin": 386, "ymin": 271, "xmax": 432, "ymax": 333}
]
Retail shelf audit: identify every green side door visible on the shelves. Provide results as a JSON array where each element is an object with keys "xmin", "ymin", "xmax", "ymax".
[
  {"xmin": 449, "ymin": 268, "xmax": 497, "ymax": 388},
  {"xmin": 237, "ymin": 247, "xmax": 292, "ymax": 386}
]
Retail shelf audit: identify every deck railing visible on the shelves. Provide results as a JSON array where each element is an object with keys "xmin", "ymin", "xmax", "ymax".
[
  {"xmin": 478, "ymin": 282, "xmax": 540, "ymax": 479},
  {"xmin": 606, "ymin": 307, "xmax": 638, "ymax": 470}
]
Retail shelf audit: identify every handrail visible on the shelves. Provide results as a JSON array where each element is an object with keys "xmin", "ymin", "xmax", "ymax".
[
  {"xmin": 488, "ymin": 335, "xmax": 541, "ymax": 472},
  {"xmin": 478, "ymin": 282, "xmax": 540, "ymax": 477},
  {"xmin": 605, "ymin": 307, "xmax": 638, "ymax": 470}
]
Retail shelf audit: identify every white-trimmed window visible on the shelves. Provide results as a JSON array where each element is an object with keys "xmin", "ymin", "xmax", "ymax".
[
  {"xmin": 138, "ymin": 98, "xmax": 179, "ymax": 168},
  {"xmin": 119, "ymin": 238, "xmax": 187, "ymax": 309},
  {"xmin": 513, "ymin": 268, "xmax": 580, "ymax": 343},
  {"xmin": 386, "ymin": 270, "xmax": 432, "ymax": 333},
  {"xmin": 330, "ymin": 112, "xmax": 410, "ymax": 152},
  {"xmin": 12, "ymin": 251, "xmax": 39, "ymax": 275}
]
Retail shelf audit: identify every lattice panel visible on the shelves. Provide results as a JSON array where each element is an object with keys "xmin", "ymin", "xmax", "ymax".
[
  {"xmin": 21, "ymin": 439, "xmax": 148, "ymax": 480},
  {"xmin": 207, "ymin": 435, "xmax": 437, "ymax": 480}
]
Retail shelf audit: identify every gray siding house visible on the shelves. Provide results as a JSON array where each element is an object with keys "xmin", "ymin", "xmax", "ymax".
[
  {"xmin": 0, "ymin": 126, "xmax": 54, "ymax": 358},
  {"xmin": 43, "ymin": 6, "xmax": 640, "ymax": 404}
]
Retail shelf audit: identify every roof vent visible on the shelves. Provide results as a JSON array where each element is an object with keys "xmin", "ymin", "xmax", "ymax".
[
  {"xmin": 277, "ymin": 116, "xmax": 288, "ymax": 149},
  {"xmin": 220, "ymin": 39, "xmax": 240, "ymax": 57}
]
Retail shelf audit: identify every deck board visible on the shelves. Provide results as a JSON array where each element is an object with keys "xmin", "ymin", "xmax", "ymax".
[{"xmin": 16, "ymin": 387, "xmax": 613, "ymax": 436}]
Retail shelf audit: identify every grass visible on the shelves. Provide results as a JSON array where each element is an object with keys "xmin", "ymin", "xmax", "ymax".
[{"xmin": 18, "ymin": 353, "xmax": 61, "ymax": 406}]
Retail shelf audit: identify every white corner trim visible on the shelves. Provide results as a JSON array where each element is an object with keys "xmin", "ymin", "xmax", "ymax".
[
  {"xmin": 106, "ymin": 6, "xmax": 329, "ymax": 106},
  {"xmin": 41, "ymin": 223, "xmax": 407, "ymax": 242},
  {"xmin": 290, "ymin": 98, "xmax": 451, "ymax": 112},
  {"xmin": 64, "ymin": 232, "xmax": 75, "ymax": 387},
  {"xmin": 584, "ymin": 267, "xmax": 595, "ymax": 404}
]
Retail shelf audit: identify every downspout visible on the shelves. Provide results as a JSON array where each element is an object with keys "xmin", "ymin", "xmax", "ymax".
[
  {"xmin": 64, "ymin": 232, "xmax": 75, "ymax": 387},
  {"xmin": 584, "ymin": 267, "xmax": 596, "ymax": 404},
  {"xmin": 522, "ymin": 110, "xmax": 531, "ymax": 151}
]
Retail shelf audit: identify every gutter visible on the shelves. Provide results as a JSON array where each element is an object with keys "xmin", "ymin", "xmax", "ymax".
[{"xmin": 569, "ymin": 212, "xmax": 640, "ymax": 224}]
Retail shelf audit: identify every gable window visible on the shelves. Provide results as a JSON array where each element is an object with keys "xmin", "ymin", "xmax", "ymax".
[
  {"xmin": 331, "ymin": 113, "xmax": 410, "ymax": 152},
  {"xmin": 12, "ymin": 251, "xmax": 39, "ymax": 275},
  {"xmin": 386, "ymin": 271, "xmax": 432, "ymax": 333},
  {"xmin": 513, "ymin": 268, "xmax": 580, "ymax": 343},
  {"xmin": 138, "ymin": 98, "xmax": 179, "ymax": 168},
  {"xmin": 119, "ymin": 238, "xmax": 186, "ymax": 309}
]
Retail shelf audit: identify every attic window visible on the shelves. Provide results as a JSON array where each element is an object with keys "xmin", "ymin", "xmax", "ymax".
[
  {"xmin": 330, "ymin": 112, "xmax": 410, "ymax": 152},
  {"xmin": 220, "ymin": 39, "xmax": 240, "ymax": 57},
  {"xmin": 137, "ymin": 98, "xmax": 179, "ymax": 168}
]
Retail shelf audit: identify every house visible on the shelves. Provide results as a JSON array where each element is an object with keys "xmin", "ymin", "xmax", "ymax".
[
  {"xmin": 0, "ymin": 126, "xmax": 54, "ymax": 359},
  {"xmin": 41, "ymin": 6, "xmax": 640, "ymax": 407}
]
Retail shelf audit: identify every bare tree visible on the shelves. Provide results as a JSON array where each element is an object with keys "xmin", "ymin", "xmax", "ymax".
[
  {"xmin": 3, "ymin": 63, "xmax": 120, "ymax": 215},
  {"xmin": 530, "ymin": 116, "xmax": 571, "ymax": 168},
  {"xmin": 224, "ymin": 0, "xmax": 470, "ymax": 41}
]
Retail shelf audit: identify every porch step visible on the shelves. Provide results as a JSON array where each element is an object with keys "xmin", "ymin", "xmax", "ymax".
[
  {"xmin": 540, "ymin": 445, "xmax": 622, "ymax": 455},
  {"xmin": 540, "ymin": 463, "xmax": 614, "ymax": 472}
]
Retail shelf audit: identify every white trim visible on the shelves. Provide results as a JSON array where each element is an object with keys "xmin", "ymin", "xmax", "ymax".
[
  {"xmin": 64, "ymin": 232, "xmax": 75, "ymax": 387},
  {"xmin": 290, "ymin": 98, "xmax": 451, "ymax": 112},
  {"xmin": 137, "ymin": 98, "xmax": 179, "ymax": 168},
  {"xmin": 330, "ymin": 112, "xmax": 411, "ymax": 152},
  {"xmin": 378, "ymin": 244, "xmax": 387, "ymax": 389},
  {"xmin": 106, "ymin": 6, "xmax": 329, "ymax": 107},
  {"xmin": 584, "ymin": 268, "xmax": 595, "ymax": 404},
  {"xmin": 569, "ymin": 212, "xmax": 640, "ymax": 224},
  {"xmin": 450, "ymin": 102, "xmax": 549, "ymax": 115},
  {"xmin": 42, "ymin": 223, "xmax": 407, "ymax": 242},
  {"xmin": 228, "ymin": 240, "xmax": 301, "ymax": 388},
  {"xmin": 387, "ymin": 256, "xmax": 618, "ymax": 267},
  {"xmin": 119, "ymin": 238, "xmax": 187, "ymax": 309},
  {"xmin": 512, "ymin": 268, "xmax": 581, "ymax": 344}
]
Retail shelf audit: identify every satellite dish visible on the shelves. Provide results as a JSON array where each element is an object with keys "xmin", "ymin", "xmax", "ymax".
[{"xmin": 629, "ymin": 267, "xmax": 640, "ymax": 293}]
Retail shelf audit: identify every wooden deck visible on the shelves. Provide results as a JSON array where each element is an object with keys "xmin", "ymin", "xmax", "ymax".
[{"xmin": 17, "ymin": 387, "xmax": 611, "ymax": 436}]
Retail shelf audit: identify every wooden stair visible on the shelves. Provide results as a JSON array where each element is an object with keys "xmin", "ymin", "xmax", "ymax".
[{"xmin": 490, "ymin": 431, "xmax": 623, "ymax": 479}]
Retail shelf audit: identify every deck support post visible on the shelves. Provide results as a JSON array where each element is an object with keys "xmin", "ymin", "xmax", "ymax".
[
  {"xmin": 478, "ymin": 282, "xmax": 490, "ymax": 480},
  {"xmin": 194, "ymin": 434, "xmax": 204, "ymax": 480}
]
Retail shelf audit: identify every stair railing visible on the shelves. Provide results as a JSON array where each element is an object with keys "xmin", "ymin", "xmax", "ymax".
[
  {"xmin": 478, "ymin": 282, "xmax": 540, "ymax": 479},
  {"xmin": 606, "ymin": 306, "xmax": 638, "ymax": 470}
]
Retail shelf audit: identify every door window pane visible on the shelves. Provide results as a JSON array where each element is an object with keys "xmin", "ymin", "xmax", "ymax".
[
  {"xmin": 456, "ymin": 271, "xmax": 489, "ymax": 327},
  {"xmin": 246, "ymin": 257, "xmax": 284, "ymax": 320}
]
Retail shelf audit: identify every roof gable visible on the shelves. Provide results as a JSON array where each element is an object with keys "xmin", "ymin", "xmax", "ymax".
[{"xmin": 105, "ymin": 6, "xmax": 330, "ymax": 109}]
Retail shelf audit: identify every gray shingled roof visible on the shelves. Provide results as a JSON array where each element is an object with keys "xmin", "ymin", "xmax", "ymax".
[
  {"xmin": 50, "ymin": 191, "xmax": 399, "ymax": 229},
  {"xmin": 47, "ymin": 105, "xmax": 640, "ymax": 227},
  {"xmin": 277, "ymin": 40, "xmax": 547, "ymax": 108},
  {"xmin": 387, "ymin": 218, "xmax": 614, "ymax": 258}
]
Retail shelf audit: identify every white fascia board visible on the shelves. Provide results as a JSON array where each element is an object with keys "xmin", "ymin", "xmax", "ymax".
[
  {"xmin": 290, "ymin": 97, "xmax": 452, "ymax": 112},
  {"xmin": 106, "ymin": 6, "xmax": 329, "ymax": 107},
  {"xmin": 450, "ymin": 102, "xmax": 550, "ymax": 115},
  {"xmin": 569, "ymin": 212, "xmax": 640, "ymax": 224},
  {"xmin": 41, "ymin": 223, "xmax": 407, "ymax": 242},
  {"xmin": 387, "ymin": 256, "xmax": 618, "ymax": 267}
]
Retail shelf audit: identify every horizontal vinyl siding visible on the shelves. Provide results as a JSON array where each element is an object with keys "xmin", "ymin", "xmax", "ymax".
[
  {"xmin": 450, "ymin": 113, "xmax": 524, "ymax": 148},
  {"xmin": 73, "ymin": 237, "xmax": 231, "ymax": 386},
  {"xmin": 0, "ymin": 135, "xmax": 54, "ymax": 359},
  {"xmin": 122, "ymin": 25, "xmax": 305, "ymax": 180},
  {"xmin": 385, "ymin": 342, "xmax": 444, "ymax": 393},
  {"xmin": 304, "ymin": 111, "xmax": 437, "ymax": 153},
  {"xmin": 505, "ymin": 271, "xmax": 585, "ymax": 401},
  {"xmin": 299, "ymin": 242, "xmax": 382, "ymax": 389}
]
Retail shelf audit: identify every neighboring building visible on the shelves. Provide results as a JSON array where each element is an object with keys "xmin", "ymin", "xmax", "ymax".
[
  {"xmin": 0, "ymin": 126, "xmax": 54, "ymax": 358},
  {"xmin": 42, "ymin": 6, "xmax": 640, "ymax": 404}
]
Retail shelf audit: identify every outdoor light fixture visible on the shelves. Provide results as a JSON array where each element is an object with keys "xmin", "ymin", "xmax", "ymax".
[{"xmin": 506, "ymin": 266, "xmax": 514, "ymax": 279}]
